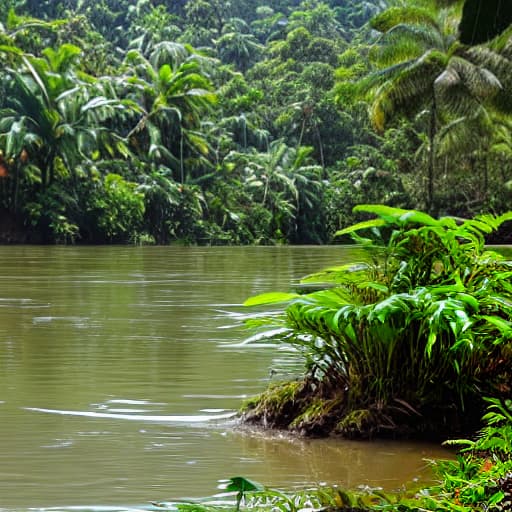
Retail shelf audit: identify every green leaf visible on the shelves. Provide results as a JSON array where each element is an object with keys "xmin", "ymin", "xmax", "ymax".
[
  {"xmin": 5, "ymin": 119, "xmax": 24, "ymax": 157},
  {"xmin": 352, "ymin": 204, "xmax": 411, "ymax": 217},
  {"xmin": 425, "ymin": 330, "xmax": 436, "ymax": 358},
  {"xmin": 488, "ymin": 491, "xmax": 505, "ymax": 506},
  {"xmin": 158, "ymin": 64, "xmax": 173, "ymax": 84},
  {"xmin": 455, "ymin": 293, "xmax": 479, "ymax": 312},
  {"xmin": 301, "ymin": 262, "xmax": 371, "ymax": 284},
  {"xmin": 335, "ymin": 218, "xmax": 386, "ymax": 237},
  {"xmin": 0, "ymin": 44, "xmax": 23, "ymax": 55},
  {"xmin": 359, "ymin": 281, "xmax": 389, "ymax": 294},
  {"xmin": 81, "ymin": 97, "xmax": 120, "ymax": 113},
  {"xmin": 225, "ymin": 477, "xmax": 264, "ymax": 493},
  {"xmin": 244, "ymin": 292, "xmax": 300, "ymax": 307},
  {"xmin": 398, "ymin": 210, "xmax": 439, "ymax": 226},
  {"xmin": 481, "ymin": 315, "xmax": 512, "ymax": 334}
]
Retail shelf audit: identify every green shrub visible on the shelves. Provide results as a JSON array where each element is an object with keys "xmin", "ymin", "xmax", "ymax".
[
  {"xmin": 89, "ymin": 173, "xmax": 145, "ymax": 243},
  {"xmin": 245, "ymin": 205, "xmax": 512, "ymax": 437}
]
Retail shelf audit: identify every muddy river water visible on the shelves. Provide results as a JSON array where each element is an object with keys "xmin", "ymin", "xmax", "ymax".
[{"xmin": 0, "ymin": 246, "xmax": 452, "ymax": 510}]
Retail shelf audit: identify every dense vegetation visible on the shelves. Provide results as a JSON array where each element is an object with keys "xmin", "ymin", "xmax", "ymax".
[
  {"xmin": 0, "ymin": 0, "xmax": 511, "ymax": 244},
  {"xmin": 243, "ymin": 206, "xmax": 512, "ymax": 438}
]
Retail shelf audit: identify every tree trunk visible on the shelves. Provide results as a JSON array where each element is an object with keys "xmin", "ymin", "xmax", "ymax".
[
  {"xmin": 297, "ymin": 116, "xmax": 306, "ymax": 148},
  {"xmin": 483, "ymin": 153, "xmax": 488, "ymax": 198},
  {"xmin": 315, "ymin": 123, "xmax": 325, "ymax": 173},
  {"xmin": 180, "ymin": 132, "xmax": 184, "ymax": 184},
  {"xmin": 13, "ymin": 164, "xmax": 20, "ymax": 214},
  {"xmin": 427, "ymin": 94, "xmax": 436, "ymax": 214}
]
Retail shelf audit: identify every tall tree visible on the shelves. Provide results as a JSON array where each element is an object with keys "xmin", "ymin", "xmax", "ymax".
[
  {"xmin": 123, "ymin": 43, "xmax": 217, "ymax": 183},
  {"xmin": 351, "ymin": 2, "xmax": 506, "ymax": 212}
]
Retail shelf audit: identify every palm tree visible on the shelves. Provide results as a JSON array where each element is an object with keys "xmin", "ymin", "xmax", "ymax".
[
  {"xmin": 353, "ymin": 1, "xmax": 507, "ymax": 212},
  {"xmin": 0, "ymin": 43, "xmax": 129, "ymax": 210},
  {"xmin": 215, "ymin": 18, "xmax": 263, "ymax": 72},
  {"xmin": 123, "ymin": 43, "xmax": 217, "ymax": 183},
  {"xmin": 228, "ymin": 139, "xmax": 323, "ymax": 239},
  {"xmin": 218, "ymin": 113, "xmax": 269, "ymax": 152}
]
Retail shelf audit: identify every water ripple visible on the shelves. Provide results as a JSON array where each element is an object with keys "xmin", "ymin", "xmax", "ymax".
[{"xmin": 24, "ymin": 407, "xmax": 237, "ymax": 423}]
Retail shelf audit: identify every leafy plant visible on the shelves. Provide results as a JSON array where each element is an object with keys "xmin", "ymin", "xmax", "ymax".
[
  {"xmin": 89, "ymin": 172, "xmax": 145, "ymax": 242},
  {"xmin": 244, "ymin": 205, "xmax": 512, "ymax": 437},
  {"xmin": 224, "ymin": 477, "xmax": 264, "ymax": 512}
]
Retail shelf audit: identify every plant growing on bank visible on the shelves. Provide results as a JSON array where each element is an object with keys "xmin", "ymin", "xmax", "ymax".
[{"xmin": 243, "ymin": 205, "xmax": 512, "ymax": 438}]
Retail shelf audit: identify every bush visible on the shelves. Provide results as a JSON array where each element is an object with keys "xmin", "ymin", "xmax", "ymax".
[
  {"xmin": 244, "ymin": 205, "xmax": 512, "ymax": 438},
  {"xmin": 88, "ymin": 173, "xmax": 145, "ymax": 243}
]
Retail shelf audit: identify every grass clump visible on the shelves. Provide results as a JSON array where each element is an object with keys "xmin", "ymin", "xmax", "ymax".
[{"xmin": 243, "ymin": 205, "xmax": 512, "ymax": 438}]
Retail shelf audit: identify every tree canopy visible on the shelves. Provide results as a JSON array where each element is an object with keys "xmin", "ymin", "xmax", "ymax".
[{"xmin": 0, "ymin": 0, "xmax": 511, "ymax": 244}]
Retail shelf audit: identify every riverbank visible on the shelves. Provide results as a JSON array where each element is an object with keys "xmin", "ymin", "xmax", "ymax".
[{"xmin": 168, "ymin": 408, "xmax": 512, "ymax": 511}]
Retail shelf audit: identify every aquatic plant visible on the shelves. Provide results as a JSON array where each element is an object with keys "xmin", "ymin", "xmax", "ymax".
[{"xmin": 243, "ymin": 205, "xmax": 512, "ymax": 438}]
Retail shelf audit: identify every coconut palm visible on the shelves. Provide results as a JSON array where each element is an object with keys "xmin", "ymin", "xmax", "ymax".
[
  {"xmin": 218, "ymin": 113, "xmax": 269, "ymax": 152},
  {"xmin": 353, "ymin": 1, "xmax": 507, "ymax": 212},
  {"xmin": 215, "ymin": 18, "xmax": 263, "ymax": 72}
]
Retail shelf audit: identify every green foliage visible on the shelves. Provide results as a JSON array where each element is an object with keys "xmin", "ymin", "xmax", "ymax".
[
  {"xmin": 445, "ymin": 398, "xmax": 512, "ymax": 458},
  {"xmin": 381, "ymin": 400, "xmax": 512, "ymax": 511},
  {"xmin": 1, "ymin": 0, "xmax": 512, "ymax": 245},
  {"xmin": 123, "ymin": 43, "xmax": 217, "ymax": 182},
  {"xmin": 89, "ymin": 173, "xmax": 145, "ymax": 242},
  {"xmin": 24, "ymin": 182, "xmax": 80, "ymax": 243},
  {"xmin": 340, "ymin": 0, "xmax": 512, "ymax": 214},
  {"xmin": 323, "ymin": 138, "xmax": 412, "ymax": 237},
  {"xmin": 245, "ymin": 206, "xmax": 512, "ymax": 437},
  {"xmin": 158, "ymin": 392, "xmax": 512, "ymax": 512}
]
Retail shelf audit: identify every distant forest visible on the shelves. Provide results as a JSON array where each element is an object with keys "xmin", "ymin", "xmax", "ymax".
[{"xmin": 0, "ymin": 0, "xmax": 511, "ymax": 244}]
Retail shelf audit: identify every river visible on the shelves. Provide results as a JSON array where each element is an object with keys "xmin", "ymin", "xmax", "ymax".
[{"xmin": 0, "ymin": 246, "xmax": 452, "ymax": 510}]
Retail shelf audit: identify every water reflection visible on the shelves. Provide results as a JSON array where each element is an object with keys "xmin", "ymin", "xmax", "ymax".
[{"xmin": 0, "ymin": 246, "xmax": 453, "ymax": 510}]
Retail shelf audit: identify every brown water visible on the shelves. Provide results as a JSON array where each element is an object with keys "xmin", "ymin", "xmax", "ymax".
[{"xmin": 0, "ymin": 246, "xmax": 451, "ymax": 511}]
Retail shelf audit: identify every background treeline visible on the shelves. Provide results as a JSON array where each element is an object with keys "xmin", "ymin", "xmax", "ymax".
[{"xmin": 0, "ymin": 0, "xmax": 511, "ymax": 244}]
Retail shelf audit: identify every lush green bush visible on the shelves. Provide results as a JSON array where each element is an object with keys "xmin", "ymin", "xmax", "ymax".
[
  {"xmin": 87, "ymin": 173, "xmax": 145, "ymax": 243},
  {"xmin": 244, "ymin": 205, "xmax": 512, "ymax": 438}
]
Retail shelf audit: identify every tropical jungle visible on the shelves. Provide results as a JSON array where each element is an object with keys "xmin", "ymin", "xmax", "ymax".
[
  {"xmin": 0, "ymin": 0, "xmax": 511, "ymax": 245},
  {"xmin": 1, "ymin": 0, "xmax": 512, "ymax": 510}
]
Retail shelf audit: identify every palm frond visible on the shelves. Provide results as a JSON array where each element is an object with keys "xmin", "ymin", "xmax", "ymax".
[
  {"xmin": 370, "ymin": 33, "xmax": 428, "ymax": 67},
  {"xmin": 436, "ymin": 111, "xmax": 492, "ymax": 156},
  {"xmin": 371, "ymin": 6, "xmax": 441, "ymax": 33},
  {"xmin": 149, "ymin": 41, "xmax": 190, "ymax": 70},
  {"xmin": 370, "ymin": 50, "xmax": 447, "ymax": 131}
]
